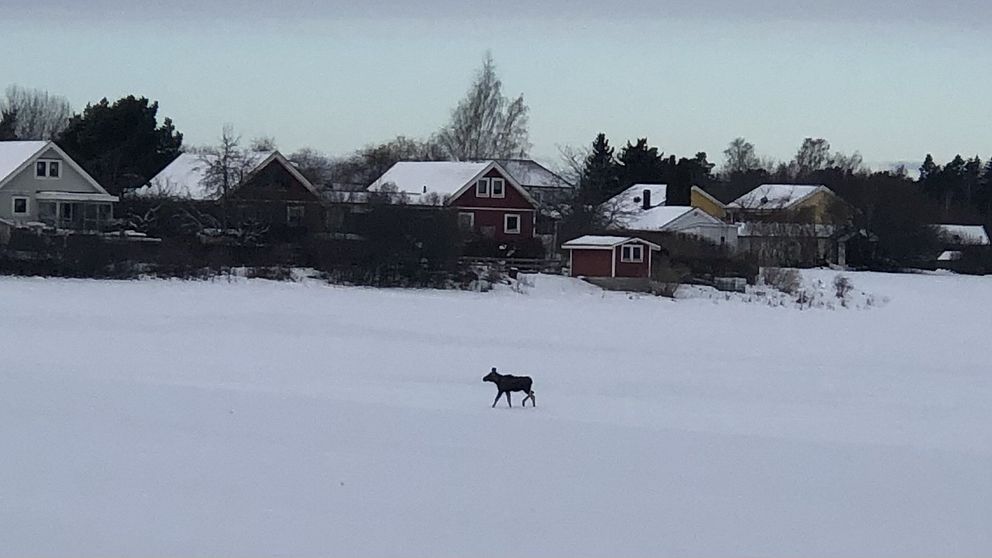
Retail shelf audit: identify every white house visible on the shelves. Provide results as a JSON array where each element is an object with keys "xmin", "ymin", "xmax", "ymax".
[
  {"xmin": 601, "ymin": 184, "xmax": 738, "ymax": 249},
  {"xmin": 0, "ymin": 141, "xmax": 117, "ymax": 231}
]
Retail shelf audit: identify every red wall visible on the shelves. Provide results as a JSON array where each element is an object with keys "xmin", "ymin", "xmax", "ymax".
[
  {"xmin": 462, "ymin": 208, "xmax": 535, "ymax": 241},
  {"xmin": 614, "ymin": 242, "xmax": 652, "ymax": 278},
  {"xmin": 569, "ymin": 249, "xmax": 614, "ymax": 277},
  {"xmin": 450, "ymin": 167, "xmax": 536, "ymax": 210}
]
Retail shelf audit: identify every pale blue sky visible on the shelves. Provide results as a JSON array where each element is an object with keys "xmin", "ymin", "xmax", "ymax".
[{"xmin": 2, "ymin": 1, "xmax": 990, "ymax": 168}]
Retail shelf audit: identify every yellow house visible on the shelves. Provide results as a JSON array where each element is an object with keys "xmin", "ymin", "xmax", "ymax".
[
  {"xmin": 690, "ymin": 186, "xmax": 727, "ymax": 220},
  {"xmin": 727, "ymin": 184, "xmax": 852, "ymax": 225}
]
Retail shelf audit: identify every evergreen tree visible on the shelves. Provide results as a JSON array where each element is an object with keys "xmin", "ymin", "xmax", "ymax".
[
  {"xmin": 617, "ymin": 138, "xmax": 668, "ymax": 191},
  {"xmin": 58, "ymin": 95, "xmax": 183, "ymax": 196},
  {"xmin": 975, "ymin": 159, "xmax": 992, "ymax": 216},
  {"xmin": 578, "ymin": 133, "xmax": 620, "ymax": 206},
  {"xmin": 963, "ymin": 156, "xmax": 982, "ymax": 206},
  {"xmin": 0, "ymin": 107, "xmax": 17, "ymax": 140}
]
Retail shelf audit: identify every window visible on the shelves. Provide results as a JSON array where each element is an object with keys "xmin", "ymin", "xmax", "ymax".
[
  {"xmin": 458, "ymin": 211, "xmax": 475, "ymax": 232},
  {"xmin": 491, "ymin": 178, "xmax": 505, "ymax": 198},
  {"xmin": 621, "ymin": 244, "xmax": 644, "ymax": 263},
  {"xmin": 476, "ymin": 178, "xmax": 490, "ymax": 198},
  {"xmin": 39, "ymin": 202, "xmax": 56, "ymax": 225},
  {"xmin": 504, "ymin": 213, "xmax": 521, "ymax": 234},
  {"xmin": 35, "ymin": 160, "xmax": 61, "ymax": 179},
  {"xmin": 12, "ymin": 197, "xmax": 28, "ymax": 215},
  {"xmin": 286, "ymin": 205, "xmax": 305, "ymax": 227}
]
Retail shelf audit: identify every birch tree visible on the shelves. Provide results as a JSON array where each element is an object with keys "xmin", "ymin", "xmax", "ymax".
[{"xmin": 437, "ymin": 53, "xmax": 530, "ymax": 160}]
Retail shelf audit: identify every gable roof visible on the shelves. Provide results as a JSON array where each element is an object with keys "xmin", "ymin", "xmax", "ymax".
[
  {"xmin": 728, "ymin": 184, "xmax": 831, "ymax": 210},
  {"xmin": 0, "ymin": 140, "xmax": 116, "ymax": 198},
  {"xmin": 136, "ymin": 150, "xmax": 318, "ymax": 201},
  {"xmin": 690, "ymin": 185, "xmax": 725, "ymax": 208},
  {"xmin": 0, "ymin": 141, "xmax": 48, "ymax": 182},
  {"xmin": 562, "ymin": 235, "xmax": 662, "ymax": 250},
  {"xmin": 602, "ymin": 183, "xmax": 727, "ymax": 232},
  {"xmin": 368, "ymin": 160, "xmax": 539, "ymax": 207},
  {"xmin": 934, "ymin": 224, "xmax": 990, "ymax": 246},
  {"xmin": 495, "ymin": 159, "xmax": 574, "ymax": 189}
]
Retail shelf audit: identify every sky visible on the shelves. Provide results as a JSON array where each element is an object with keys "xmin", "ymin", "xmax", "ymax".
[{"xmin": 2, "ymin": 0, "xmax": 990, "ymax": 170}]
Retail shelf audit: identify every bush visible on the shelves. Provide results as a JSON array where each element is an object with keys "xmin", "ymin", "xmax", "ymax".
[
  {"xmin": 760, "ymin": 267, "xmax": 801, "ymax": 294},
  {"xmin": 833, "ymin": 274, "xmax": 853, "ymax": 299}
]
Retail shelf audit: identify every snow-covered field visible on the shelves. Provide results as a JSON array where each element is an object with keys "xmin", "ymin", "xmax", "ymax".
[{"xmin": 2, "ymin": 271, "xmax": 990, "ymax": 557}]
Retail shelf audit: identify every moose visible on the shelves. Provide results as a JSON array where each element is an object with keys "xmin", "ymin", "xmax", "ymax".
[{"xmin": 483, "ymin": 367, "xmax": 536, "ymax": 408}]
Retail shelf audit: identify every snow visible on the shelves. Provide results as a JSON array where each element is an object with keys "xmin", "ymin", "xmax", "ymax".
[
  {"xmin": 602, "ymin": 185, "xmax": 726, "ymax": 232},
  {"xmin": 496, "ymin": 159, "xmax": 572, "ymax": 189},
  {"xmin": 136, "ymin": 151, "xmax": 273, "ymax": 200},
  {"xmin": 938, "ymin": 250, "xmax": 963, "ymax": 261},
  {"xmin": 0, "ymin": 140, "xmax": 47, "ymax": 182},
  {"xmin": 368, "ymin": 161, "xmax": 491, "ymax": 199},
  {"xmin": 729, "ymin": 184, "xmax": 826, "ymax": 210},
  {"xmin": 611, "ymin": 183, "xmax": 669, "ymax": 211},
  {"xmin": 561, "ymin": 234, "xmax": 656, "ymax": 248},
  {"xmin": 935, "ymin": 224, "xmax": 990, "ymax": 246},
  {"xmin": 1, "ymin": 271, "xmax": 990, "ymax": 557}
]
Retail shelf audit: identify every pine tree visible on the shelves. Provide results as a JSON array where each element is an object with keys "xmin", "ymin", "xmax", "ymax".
[
  {"xmin": 0, "ymin": 107, "xmax": 17, "ymax": 140},
  {"xmin": 975, "ymin": 159, "xmax": 992, "ymax": 216},
  {"xmin": 617, "ymin": 138, "xmax": 668, "ymax": 191},
  {"xmin": 578, "ymin": 133, "xmax": 620, "ymax": 206},
  {"xmin": 963, "ymin": 156, "xmax": 982, "ymax": 207},
  {"xmin": 58, "ymin": 95, "xmax": 183, "ymax": 196}
]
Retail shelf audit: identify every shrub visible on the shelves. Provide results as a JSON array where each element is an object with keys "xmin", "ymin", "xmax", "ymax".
[{"xmin": 760, "ymin": 267, "xmax": 801, "ymax": 294}]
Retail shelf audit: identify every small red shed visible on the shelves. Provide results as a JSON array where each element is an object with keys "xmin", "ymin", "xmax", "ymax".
[{"xmin": 562, "ymin": 235, "xmax": 661, "ymax": 278}]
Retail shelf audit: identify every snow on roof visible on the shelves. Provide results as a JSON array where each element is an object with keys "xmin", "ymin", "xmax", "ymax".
[
  {"xmin": 729, "ymin": 184, "xmax": 827, "ymax": 210},
  {"xmin": 934, "ymin": 224, "xmax": 990, "ymax": 246},
  {"xmin": 937, "ymin": 250, "xmax": 963, "ymax": 262},
  {"xmin": 368, "ymin": 161, "xmax": 491, "ymax": 199},
  {"xmin": 618, "ymin": 206, "xmax": 695, "ymax": 231},
  {"xmin": 496, "ymin": 159, "xmax": 573, "ymax": 189},
  {"xmin": 0, "ymin": 141, "xmax": 48, "ymax": 181},
  {"xmin": 136, "ymin": 151, "xmax": 274, "ymax": 200},
  {"xmin": 601, "ymin": 184, "xmax": 712, "ymax": 231},
  {"xmin": 562, "ymin": 235, "xmax": 661, "ymax": 249}
]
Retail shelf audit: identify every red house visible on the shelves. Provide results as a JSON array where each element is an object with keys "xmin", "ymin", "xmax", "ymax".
[
  {"xmin": 368, "ymin": 161, "xmax": 539, "ymax": 241},
  {"xmin": 561, "ymin": 235, "xmax": 661, "ymax": 278}
]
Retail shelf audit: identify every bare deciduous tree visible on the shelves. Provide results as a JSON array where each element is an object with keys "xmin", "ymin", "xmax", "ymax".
[
  {"xmin": 200, "ymin": 125, "xmax": 258, "ymax": 227},
  {"xmin": 722, "ymin": 137, "xmax": 762, "ymax": 175},
  {"xmin": 0, "ymin": 85, "xmax": 73, "ymax": 140},
  {"xmin": 437, "ymin": 53, "xmax": 530, "ymax": 160},
  {"xmin": 793, "ymin": 137, "xmax": 832, "ymax": 178}
]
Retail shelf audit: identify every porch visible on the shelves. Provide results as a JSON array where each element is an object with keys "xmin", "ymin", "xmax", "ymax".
[{"xmin": 36, "ymin": 191, "xmax": 118, "ymax": 232}]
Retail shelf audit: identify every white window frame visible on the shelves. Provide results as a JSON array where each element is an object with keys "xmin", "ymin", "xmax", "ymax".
[
  {"xmin": 35, "ymin": 159, "xmax": 61, "ymax": 180},
  {"xmin": 490, "ymin": 177, "xmax": 505, "ymax": 198},
  {"xmin": 620, "ymin": 243, "xmax": 644, "ymax": 263},
  {"xmin": 458, "ymin": 211, "xmax": 475, "ymax": 231},
  {"xmin": 504, "ymin": 213, "xmax": 521, "ymax": 235},
  {"xmin": 476, "ymin": 178, "xmax": 490, "ymax": 198},
  {"xmin": 12, "ymin": 196, "xmax": 29, "ymax": 215}
]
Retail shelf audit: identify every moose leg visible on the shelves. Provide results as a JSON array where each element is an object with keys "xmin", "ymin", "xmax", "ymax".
[
  {"xmin": 492, "ymin": 391, "xmax": 503, "ymax": 408},
  {"xmin": 506, "ymin": 392, "xmax": 512, "ymax": 408}
]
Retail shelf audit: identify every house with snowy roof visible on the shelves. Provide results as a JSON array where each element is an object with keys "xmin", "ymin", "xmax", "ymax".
[
  {"xmin": 368, "ymin": 160, "xmax": 540, "ymax": 242},
  {"xmin": 494, "ymin": 159, "xmax": 573, "ymax": 207},
  {"xmin": 136, "ymin": 150, "xmax": 326, "ymax": 233},
  {"xmin": 727, "ymin": 184, "xmax": 852, "ymax": 224},
  {"xmin": 561, "ymin": 235, "xmax": 661, "ymax": 279},
  {"xmin": 600, "ymin": 184, "xmax": 738, "ymax": 249},
  {"xmin": 0, "ymin": 140, "xmax": 118, "ymax": 235},
  {"xmin": 932, "ymin": 224, "xmax": 990, "ymax": 264}
]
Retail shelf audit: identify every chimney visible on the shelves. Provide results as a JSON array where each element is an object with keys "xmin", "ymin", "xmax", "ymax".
[{"xmin": 642, "ymin": 189, "xmax": 651, "ymax": 210}]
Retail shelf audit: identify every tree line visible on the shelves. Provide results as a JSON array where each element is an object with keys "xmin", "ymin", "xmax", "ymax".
[{"xmin": 3, "ymin": 52, "xmax": 991, "ymax": 268}]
